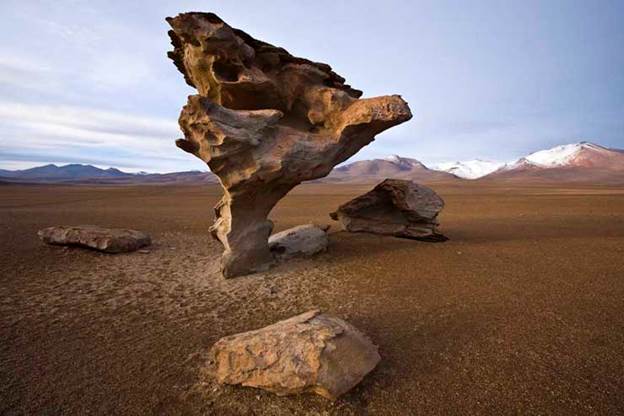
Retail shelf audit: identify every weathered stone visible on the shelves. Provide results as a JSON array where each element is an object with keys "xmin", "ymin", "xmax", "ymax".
[
  {"xmin": 268, "ymin": 224, "xmax": 329, "ymax": 260},
  {"xmin": 208, "ymin": 310, "xmax": 380, "ymax": 400},
  {"xmin": 167, "ymin": 12, "xmax": 412, "ymax": 277},
  {"xmin": 38, "ymin": 225, "xmax": 151, "ymax": 253},
  {"xmin": 330, "ymin": 179, "xmax": 447, "ymax": 241}
]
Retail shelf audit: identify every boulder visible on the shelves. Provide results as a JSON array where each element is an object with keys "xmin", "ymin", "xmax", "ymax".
[
  {"xmin": 330, "ymin": 179, "xmax": 447, "ymax": 241},
  {"xmin": 166, "ymin": 12, "xmax": 412, "ymax": 277},
  {"xmin": 209, "ymin": 310, "xmax": 380, "ymax": 400},
  {"xmin": 268, "ymin": 224, "xmax": 329, "ymax": 260},
  {"xmin": 38, "ymin": 225, "xmax": 151, "ymax": 253}
]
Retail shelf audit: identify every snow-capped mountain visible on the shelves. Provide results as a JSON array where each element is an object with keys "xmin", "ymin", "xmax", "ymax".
[
  {"xmin": 503, "ymin": 142, "xmax": 617, "ymax": 169},
  {"xmin": 435, "ymin": 159, "xmax": 505, "ymax": 179},
  {"xmin": 325, "ymin": 142, "xmax": 624, "ymax": 183},
  {"xmin": 484, "ymin": 142, "xmax": 624, "ymax": 183}
]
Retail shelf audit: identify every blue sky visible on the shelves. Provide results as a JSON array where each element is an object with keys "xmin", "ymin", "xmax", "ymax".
[{"xmin": 1, "ymin": 0, "xmax": 623, "ymax": 172}]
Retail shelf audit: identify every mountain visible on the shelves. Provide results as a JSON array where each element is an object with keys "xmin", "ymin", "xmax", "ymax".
[
  {"xmin": 2, "ymin": 142, "xmax": 622, "ymax": 185},
  {"xmin": 0, "ymin": 164, "xmax": 217, "ymax": 184},
  {"xmin": 324, "ymin": 155, "xmax": 458, "ymax": 183},
  {"xmin": 99, "ymin": 171, "xmax": 218, "ymax": 185},
  {"xmin": 483, "ymin": 142, "xmax": 624, "ymax": 183},
  {"xmin": 435, "ymin": 159, "xmax": 505, "ymax": 179},
  {"xmin": 0, "ymin": 164, "xmax": 130, "ymax": 180}
]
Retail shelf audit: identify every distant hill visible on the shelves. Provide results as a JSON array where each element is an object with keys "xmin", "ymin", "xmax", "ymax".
[
  {"xmin": 0, "ymin": 164, "xmax": 130, "ymax": 180},
  {"xmin": 324, "ymin": 155, "xmax": 458, "ymax": 183},
  {"xmin": 482, "ymin": 142, "xmax": 624, "ymax": 184},
  {"xmin": 0, "ymin": 164, "xmax": 217, "ymax": 185}
]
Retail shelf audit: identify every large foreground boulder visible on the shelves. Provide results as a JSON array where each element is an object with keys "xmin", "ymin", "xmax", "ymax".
[
  {"xmin": 330, "ymin": 179, "xmax": 447, "ymax": 241},
  {"xmin": 167, "ymin": 12, "xmax": 412, "ymax": 277},
  {"xmin": 38, "ymin": 225, "xmax": 151, "ymax": 253},
  {"xmin": 209, "ymin": 310, "xmax": 380, "ymax": 400},
  {"xmin": 268, "ymin": 224, "xmax": 329, "ymax": 260}
]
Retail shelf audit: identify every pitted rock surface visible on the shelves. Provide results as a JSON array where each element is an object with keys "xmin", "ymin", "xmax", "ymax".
[
  {"xmin": 208, "ymin": 310, "xmax": 380, "ymax": 400},
  {"xmin": 167, "ymin": 12, "xmax": 412, "ymax": 277}
]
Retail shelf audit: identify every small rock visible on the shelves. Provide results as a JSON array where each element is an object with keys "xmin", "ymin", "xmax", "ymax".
[
  {"xmin": 38, "ymin": 225, "xmax": 151, "ymax": 253},
  {"xmin": 209, "ymin": 310, "xmax": 380, "ymax": 400},
  {"xmin": 268, "ymin": 224, "xmax": 329, "ymax": 260}
]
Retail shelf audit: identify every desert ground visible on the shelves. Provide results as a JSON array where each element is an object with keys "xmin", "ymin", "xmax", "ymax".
[{"xmin": 1, "ymin": 181, "xmax": 623, "ymax": 415}]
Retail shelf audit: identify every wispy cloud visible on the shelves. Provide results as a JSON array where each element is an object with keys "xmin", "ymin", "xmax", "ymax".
[
  {"xmin": 0, "ymin": 54, "xmax": 61, "ymax": 92},
  {"xmin": 0, "ymin": 102, "xmax": 178, "ymax": 138},
  {"xmin": 0, "ymin": 102, "xmax": 205, "ymax": 172}
]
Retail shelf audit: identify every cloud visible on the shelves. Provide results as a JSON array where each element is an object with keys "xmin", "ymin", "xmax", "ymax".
[
  {"xmin": 0, "ymin": 101, "xmax": 205, "ymax": 172},
  {"xmin": 0, "ymin": 54, "xmax": 61, "ymax": 92},
  {"xmin": 0, "ymin": 102, "xmax": 178, "ymax": 137}
]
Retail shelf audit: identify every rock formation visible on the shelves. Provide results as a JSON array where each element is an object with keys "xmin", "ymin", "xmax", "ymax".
[
  {"xmin": 330, "ymin": 179, "xmax": 447, "ymax": 241},
  {"xmin": 38, "ymin": 225, "xmax": 151, "ymax": 253},
  {"xmin": 268, "ymin": 224, "xmax": 329, "ymax": 260},
  {"xmin": 208, "ymin": 310, "xmax": 380, "ymax": 400},
  {"xmin": 166, "ymin": 12, "xmax": 412, "ymax": 277}
]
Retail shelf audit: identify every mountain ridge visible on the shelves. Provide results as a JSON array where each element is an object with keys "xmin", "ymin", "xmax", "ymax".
[
  {"xmin": 326, "ymin": 155, "xmax": 458, "ymax": 183},
  {"xmin": 483, "ymin": 142, "xmax": 624, "ymax": 183},
  {"xmin": 2, "ymin": 142, "xmax": 622, "ymax": 184},
  {"xmin": 0, "ymin": 164, "xmax": 217, "ymax": 184},
  {"xmin": 435, "ymin": 159, "xmax": 505, "ymax": 179}
]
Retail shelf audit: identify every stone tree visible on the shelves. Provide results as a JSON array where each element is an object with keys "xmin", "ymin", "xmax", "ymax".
[{"xmin": 167, "ymin": 12, "xmax": 412, "ymax": 277}]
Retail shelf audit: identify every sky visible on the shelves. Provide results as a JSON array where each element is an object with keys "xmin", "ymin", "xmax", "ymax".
[{"xmin": 1, "ymin": 0, "xmax": 623, "ymax": 172}]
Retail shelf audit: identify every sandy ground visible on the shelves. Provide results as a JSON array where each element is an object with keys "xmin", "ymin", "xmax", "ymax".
[{"xmin": 1, "ymin": 182, "xmax": 623, "ymax": 415}]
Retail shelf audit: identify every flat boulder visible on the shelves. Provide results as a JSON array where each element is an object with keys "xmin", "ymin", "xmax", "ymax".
[
  {"xmin": 268, "ymin": 224, "xmax": 329, "ymax": 260},
  {"xmin": 330, "ymin": 179, "xmax": 447, "ymax": 241},
  {"xmin": 38, "ymin": 225, "xmax": 151, "ymax": 253},
  {"xmin": 209, "ymin": 310, "xmax": 380, "ymax": 400}
]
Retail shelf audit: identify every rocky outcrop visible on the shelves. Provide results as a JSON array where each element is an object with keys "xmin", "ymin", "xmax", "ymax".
[
  {"xmin": 38, "ymin": 225, "xmax": 151, "ymax": 253},
  {"xmin": 268, "ymin": 224, "xmax": 329, "ymax": 260},
  {"xmin": 167, "ymin": 12, "xmax": 412, "ymax": 277},
  {"xmin": 208, "ymin": 310, "xmax": 380, "ymax": 400},
  {"xmin": 330, "ymin": 179, "xmax": 447, "ymax": 241}
]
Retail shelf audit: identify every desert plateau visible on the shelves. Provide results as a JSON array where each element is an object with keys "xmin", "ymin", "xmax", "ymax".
[{"xmin": 1, "ymin": 181, "xmax": 623, "ymax": 415}]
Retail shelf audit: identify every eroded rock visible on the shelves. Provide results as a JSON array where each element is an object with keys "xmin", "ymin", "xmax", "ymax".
[
  {"xmin": 167, "ymin": 12, "xmax": 412, "ymax": 277},
  {"xmin": 268, "ymin": 224, "xmax": 329, "ymax": 260},
  {"xmin": 38, "ymin": 225, "xmax": 151, "ymax": 253},
  {"xmin": 209, "ymin": 310, "xmax": 380, "ymax": 400},
  {"xmin": 330, "ymin": 179, "xmax": 447, "ymax": 241}
]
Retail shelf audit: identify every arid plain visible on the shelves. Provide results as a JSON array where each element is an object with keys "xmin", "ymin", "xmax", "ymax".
[{"xmin": 1, "ymin": 181, "xmax": 623, "ymax": 415}]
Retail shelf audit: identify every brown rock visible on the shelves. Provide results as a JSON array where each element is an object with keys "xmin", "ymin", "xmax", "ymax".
[
  {"xmin": 209, "ymin": 310, "xmax": 380, "ymax": 400},
  {"xmin": 330, "ymin": 179, "xmax": 447, "ymax": 241},
  {"xmin": 38, "ymin": 225, "xmax": 151, "ymax": 253},
  {"xmin": 166, "ymin": 12, "xmax": 412, "ymax": 277}
]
